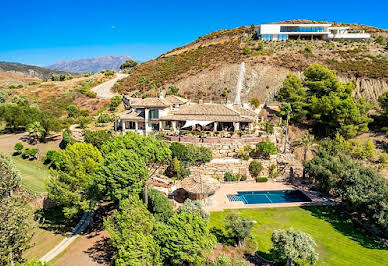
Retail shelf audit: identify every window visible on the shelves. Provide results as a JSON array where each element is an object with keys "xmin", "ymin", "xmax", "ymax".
[
  {"xmin": 149, "ymin": 109, "xmax": 159, "ymax": 119},
  {"xmin": 262, "ymin": 34, "xmax": 273, "ymax": 40},
  {"xmin": 277, "ymin": 34, "xmax": 287, "ymax": 40},
  {"xmin": 280, "ymin": 26, "xmax": 325, "ymax": 33}
]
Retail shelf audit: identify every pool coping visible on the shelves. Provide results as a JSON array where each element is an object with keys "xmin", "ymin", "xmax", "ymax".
[{"xmin": 206, "ymin": 180, "xmax": 326, "ymax": 212}]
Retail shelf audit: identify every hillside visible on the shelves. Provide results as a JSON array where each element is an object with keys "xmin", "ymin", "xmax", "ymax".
[
  {"xmin": 0, "ymin": 61, "xmax": 68, "ymax": 79},
  {"xmin": 47, "ymin": 55, "xmax": 132, "ymax": 73},
  {"xmin": 115, "ymin": 21, "xmax": 388, "ymax": 104}
]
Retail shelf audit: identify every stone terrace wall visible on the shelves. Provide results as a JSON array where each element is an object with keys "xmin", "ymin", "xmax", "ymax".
[{"xmin": 190, "ymin": 157, "xmax": 277, "ymax": 181}]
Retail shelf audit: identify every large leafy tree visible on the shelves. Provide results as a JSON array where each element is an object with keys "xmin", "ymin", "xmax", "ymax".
[
  {"xmin": 277, "ymin": 73, "xmax": 308, "ymax": 121},
  {"xmin": 95, "ymin": 149, "xmax": 148, "ymax": 202},
  {"xmin": 304, "ymin": 150, "xmax": 388, "ymax": 234},
  {"xmin": 0, "ymin": 196, "xmax": 35, "ymax": 265},
  {"xmin": 120, "ymin": 59, "xmax": 138, "ymax": 70},
  {"xmin": 101, "ymin": 133, "xmax": 171, "ymax": 204},
  {"xmin": 271, "ymin": 228, "xmax": 318, "ymax": 265},
  {"xmin": 46, "ymin": 142, "xmax": 103, "ymax": 218},
  {"xmin": 156, "ymin": 212, "xmax": 216, "ymax": 265},
  {"xmin": 0, "ymin": 153, "xmax": 34, "ymax": 265},
  {"xmin": 225, "ymin": 211, "xmax": 254, "ymax": 246},
  {"xmin": 278, "ymin": 64, "xmax": 371, "ymax": 138},
  {"xmin": 105, "ymin": 196, "xmax": 162, "ymax": 266},
  {"xmin": 0, "ymin": 153, "xmax": 20, "ymax": 198}
]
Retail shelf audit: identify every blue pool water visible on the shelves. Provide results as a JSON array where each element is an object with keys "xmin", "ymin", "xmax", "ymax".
[{"xmin": 227, "ymin": 190, "xmax": 311, "ymax": 205}]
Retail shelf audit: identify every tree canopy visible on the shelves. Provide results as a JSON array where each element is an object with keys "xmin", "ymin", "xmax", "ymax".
[
  {"xmin": 156, "ymin": 212, "xmax": 216, "ymax": 265},
  {"xmin": 46, "ymin": 142, "xmax": 103, "ymax": 218},
  {"xmin": 0, "ymin": 153, "xmax": 21, "ymax": 198},
  {"xmin": 120, "ymin": 60, "xmax": 138, "ymax": 70},
  {"xmin": 278, "ymin": 64, "xmax": 371, "ymax": 138},
  {"xmin": 95, "ymin": 149, "xmax": 148, "ymax": 202},
  {"xmin": 225, "ymin": 211, "xmax": 254, "ymax": 246},
  {"xmin": 105, "ymin": 196, "xmax": 162, "ymax": 266},
  {"xmin": 271, "ymin": 228, "xmax": 318, "ymax": 265},
  {"xmin": 0, "ymin": 153, "xmax": 34, "ymax": 265}
]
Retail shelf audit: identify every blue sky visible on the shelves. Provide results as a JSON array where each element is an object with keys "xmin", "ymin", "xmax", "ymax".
[{"xmin": 0, "ymin": 0, "xmax": 387, "ymax": 66}]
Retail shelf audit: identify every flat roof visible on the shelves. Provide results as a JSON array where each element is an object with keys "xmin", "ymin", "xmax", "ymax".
[{"xmin": 261, "ymin": 23, "xmax": 331, "ymax": 27}]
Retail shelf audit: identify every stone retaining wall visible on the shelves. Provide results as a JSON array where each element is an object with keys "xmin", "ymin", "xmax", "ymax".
[{"xmin": 189, "ymin": 157, "xmax": 277, "ymax": 181}]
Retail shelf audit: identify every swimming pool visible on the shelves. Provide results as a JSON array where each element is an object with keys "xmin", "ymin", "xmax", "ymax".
[{"xmin": 227, "ymin": 190, "xmax": 311, "ymax": 205}]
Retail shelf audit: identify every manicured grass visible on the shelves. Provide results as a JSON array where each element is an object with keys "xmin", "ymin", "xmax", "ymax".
[
  {"xmin": 209, "ymin": 206, "xmax": 388, "ymax": 265},
  {"xmin": 11, "ymin": 156, "xmax": 50, "ymax": 194}
]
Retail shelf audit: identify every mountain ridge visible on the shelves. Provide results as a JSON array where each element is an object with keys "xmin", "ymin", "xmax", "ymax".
[
  {"xmin": 47, "ymin": 55, "xmax": 132, "ymax": 73},
  {"xmin": 0, "ymin": 61, "xmax": 68, "ymax": 79}
]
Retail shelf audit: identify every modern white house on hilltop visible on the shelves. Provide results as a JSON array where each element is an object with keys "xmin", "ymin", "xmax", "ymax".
[{"xmin": 257, "ymin": 24, "xmax": 370, "ymax": 41}]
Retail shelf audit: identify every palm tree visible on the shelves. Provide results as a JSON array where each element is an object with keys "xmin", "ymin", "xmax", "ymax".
[
  {"xmin": 27, "ymin": 121, "xmax": 45, "ymax": 160},
  {"xmin": 280, "ymin": 103, "xmax": 292, "ymax": 153},
  {"xmin": 292, "ymin": 134, "xmax": 317, "ymax": 179}
]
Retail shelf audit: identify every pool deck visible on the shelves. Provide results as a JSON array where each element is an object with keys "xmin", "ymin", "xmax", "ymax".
[{"xmin": 206, "ymin": 180, "xmax": 326, "ymax": 212}]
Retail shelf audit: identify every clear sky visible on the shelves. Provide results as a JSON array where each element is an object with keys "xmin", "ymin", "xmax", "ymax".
[{"xmin": 0, "ymin": 0, "xmax": 387, "ymax": 66}]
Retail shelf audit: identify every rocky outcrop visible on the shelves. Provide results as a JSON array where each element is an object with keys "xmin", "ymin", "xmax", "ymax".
[{"xmin": 175, "ymin": 61, "xmax": 387, "ymax": 103}]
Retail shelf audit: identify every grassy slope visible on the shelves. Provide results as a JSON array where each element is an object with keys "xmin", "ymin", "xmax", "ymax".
[
  {"xmin": 11, "ymin": 156, "xmax": 49, "ymax": 194},
  {"xmin": 209, "ymin": 206, "xmax": 388, "ymax": 265}
]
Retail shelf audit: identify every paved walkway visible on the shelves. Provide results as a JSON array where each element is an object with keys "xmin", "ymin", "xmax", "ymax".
[
  {"xmin": 40, "ymin": 213, "xmax": 92, "ymax": 262},
  {"xmin": 91, "ymin": 73, "xmax": 128, "ymax": 99},
  {"xmin": 206, "ymin": 180, "xmax": 322, "ymax": 212}
]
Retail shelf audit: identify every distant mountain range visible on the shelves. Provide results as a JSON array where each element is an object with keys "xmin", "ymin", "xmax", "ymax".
[
  {"xmin": 0, "ymin": 61, "xmax": 68, "ymax": 79},
  {"xmin": 47, "ymin": 55, "xmax": 132, "ymax": 73}
]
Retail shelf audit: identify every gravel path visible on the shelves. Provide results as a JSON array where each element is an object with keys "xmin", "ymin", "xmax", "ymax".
[{"xmin": 91, "ymin": 73, "xmax": 128, "ymax": 99}]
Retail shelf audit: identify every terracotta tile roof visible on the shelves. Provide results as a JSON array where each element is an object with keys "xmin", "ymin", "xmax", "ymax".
[
  {"xmin": 131, "ymin": 97, "xmax": 171, "ymax": 108},
  {"xmin": 160, "ymin": 104, "xmax": 256, "ymax": 122},
  {"xmin": 165, "ymin": 95, "xmax": 188, "ymax": 105},
  {"xmin": 118, "ymin": 111, "xmax": 144, "ymax": 121},
  {"xmin": 181, "ymin": 176, "xmax": 220, "ymax": 195}
]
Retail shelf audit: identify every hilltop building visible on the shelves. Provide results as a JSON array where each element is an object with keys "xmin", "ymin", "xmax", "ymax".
[
  {"xmin": 257, "ymin": 24, "xmax": 370, "ymax": 41},
  {"xmin": 118, "ymin": 95, "xmax": 258, "ymax": 135}
]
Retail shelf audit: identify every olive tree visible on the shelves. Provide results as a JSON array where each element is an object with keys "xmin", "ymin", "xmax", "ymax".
[{"xmin": 271, "ymin": 228, "xmax": 318, "ymax": 265}]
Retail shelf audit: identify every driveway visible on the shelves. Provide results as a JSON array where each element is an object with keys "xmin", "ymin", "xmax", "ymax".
[{"xmin": 91, "ymin": 74, "xmax": 128, "ymax": 99}]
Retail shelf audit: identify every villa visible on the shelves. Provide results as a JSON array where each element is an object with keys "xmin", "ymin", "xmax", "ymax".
[
  {"xmin": 118, "ymin": 95, "xmax": 258, "ymax": 135},
  {"xmin": 257, "ymin": 23, "xmax": 370, "ymax": 41}
]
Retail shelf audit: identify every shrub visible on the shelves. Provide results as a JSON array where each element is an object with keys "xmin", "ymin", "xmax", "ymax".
[
  {"xmin": 178, "ymin": 198, "xmax": 209, "ymax": 220},
  {"xmin": 109, "ymin": 96, "xmax": 121, "ymax": 111},
  {"xmin": 375, "ymin": 35, "xmax": 385, "ymax": 45},
  {"xmin": 166, "ymin": 85, "xmax": 179, "ymax": 96},
  {"xmin": 268, "ymin": 163, "xmax": 279, "ymax": 178},
  {"xmin": 44, "ymin": 150, "xmax": 61, "ymax": 168},
  {"xmin": 164, "ymin": 157, "xmax": 190, "ymax": 180},
  {"xmin": 65, "ymin": 104, "xmax": 79, "ymax": 118},
  {"xmin": 256, "ymin": 177, "xmax": 268, "ymax": 182},
  {"xmin": 249, "ymin": 160, "xmax": 263, "ymax": 177},
  {"xmin": 169, "ymin": 142, "xmax": 212, "ymax": 164},
  {"xmin": 78, "ymin": 117, "xmax": 91, "ymax": 129},
  {"xmin": 97, "ymin": 114, "xmax": 111, "ymax": 123},
  {"xmin": 23, "ymin": 148, "xmax": 38, "ymax": 160},
  {"xmin": 304, "ymin": 45, "xmax": 312, "ymax": 53},
  {"xmin": 100, "ymin": 69, "xmax": 116, "ymax": 76},
  {"xmin": 257, "ymin": 42, "xmax": 264, "ymax": 51},
  {"xmin": 265, "ymin": 121, "xmax": 274, "ymax": 134},
  {"xmin": 224, "ymin": 172, "xmax": 236, "ymax": 182},
  {"xmin": 14, "ymin": 142, "xmax": 24, "ymax": 155},
  {"xmin": 147, "ymin": 188, "xmax": 174, "ymax": 223},
  {"xmin": 249, "ymin": 98, "xmax": 260, "ymax": 108},
  {"xmin": 256, "ymin": 140, "xmax": 278, "ymax": 159}
]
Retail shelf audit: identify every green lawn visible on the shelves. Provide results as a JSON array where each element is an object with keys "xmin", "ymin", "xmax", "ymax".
[
  {"xmin": 209, "ymin": 206, "xmax": 388, "ymax": 265},
  {"xmin": 11, "ymin": 156, "xmax": 50, "ymax": 194}
]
